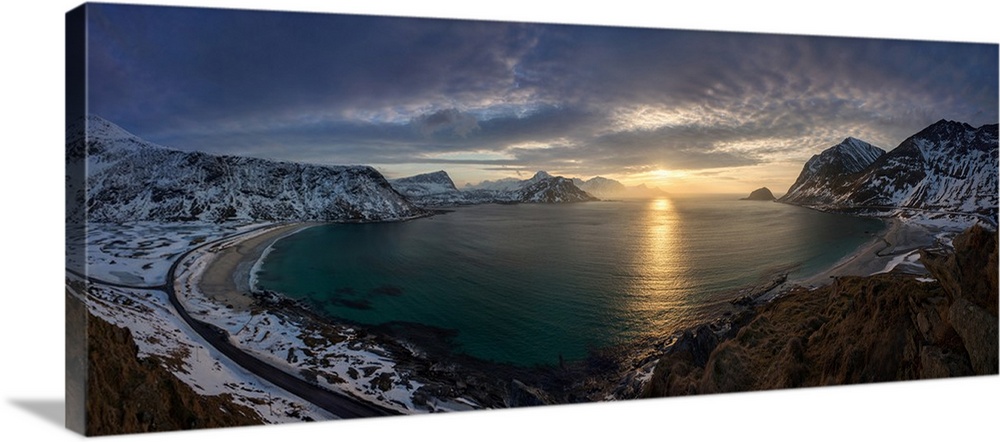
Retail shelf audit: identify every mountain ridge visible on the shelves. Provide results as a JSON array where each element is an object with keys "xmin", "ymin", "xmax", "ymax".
[
  {"xmin": 779, "ymin": 137, "xmax": 885, "ymax": 206},
  {"xmin": 779, "ymin": 120, "xmax": 998, "ymax": 225},
  {"xmin": 67, "ymin": 116, "xmax": 426, "ymax": 223},
  {"xmin": 391, "ymin": 169, "xmax": 597, "ymax": 206}
]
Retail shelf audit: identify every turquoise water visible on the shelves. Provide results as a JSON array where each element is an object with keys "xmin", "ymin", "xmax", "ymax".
[{"xmin": 255, "ymin": 196, "xmax": 884, "ymax": 366}]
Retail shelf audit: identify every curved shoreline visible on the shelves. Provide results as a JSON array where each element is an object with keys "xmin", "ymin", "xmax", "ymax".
[
  {"xmin": 791, "ymin": 218, "xmax": 945, "ymax": 289},
  {"xmin": 187, "ymin": 214, "xmax": 961, "ymax": 407},
  {"xmin": 196, "ymin": 223, "xmax": 320, "ymax": 311},
  {"xmin": 166, "ymin": 225, "xmax": 400, "ymax": 418}
]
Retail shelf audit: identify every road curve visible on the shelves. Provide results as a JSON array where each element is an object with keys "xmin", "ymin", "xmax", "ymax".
[{"xmin": 72, "ymin": 224, "xmax": 400, "ymax": 419}]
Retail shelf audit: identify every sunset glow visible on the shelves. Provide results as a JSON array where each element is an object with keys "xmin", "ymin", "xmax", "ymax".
[{"xmin": 82, "ymin": 5, "xmax": 997, "ymax": 194}]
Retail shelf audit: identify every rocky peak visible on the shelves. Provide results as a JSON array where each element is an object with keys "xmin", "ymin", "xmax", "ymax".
[
  {"xmin": 518, "ymin": 176, "xmax": 598, "ymax": 203},
  {"xmin": 528, "ymin": 171, "xmax": 553, "ymax": 182},
  {"xmin": 393, "ymin": 170, "xmax": 458, "ymax": 190},
  {"xmin": 778, "ymin": 137, "xmax": 884, "ymax": 205},
  {"xmin": 741, "ymin": 187, "xmax": 776, "ymax": 201},
  {"xmin": 778, "ymin": 120, "xmax": 997, "ymax": 225}
]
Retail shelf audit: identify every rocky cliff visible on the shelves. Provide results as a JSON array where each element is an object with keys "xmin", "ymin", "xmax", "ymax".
[
  {"xmin": 85, "ymin": 310, "xmax": 263, "ymax": 435},
  {"xmin": 640, "ymin": 224, "xmax": 998, "ymax": 397}
]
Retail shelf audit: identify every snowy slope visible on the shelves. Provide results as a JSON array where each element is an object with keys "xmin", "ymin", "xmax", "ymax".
[
  {"xmin": 467, "ymin": 172, "xmax": 553, "ymax": 192},
  {"xmin": 67, "ymin": 116, "xmax": 426, "ymax": 223},
  {"xmin": 778, "ymin": 137, "xmax": 886, "ymax": 206},
  {"xmin": 518, "ymin": 176, "xmax": 599, "ymax": 203},
  {"xmin": 779, "ymin": 120, "xmax": 998, "ymax": 224},
  {"xmin": 391, "ymin": 170, "xmax": 459, "ymax": 196},
  {"xmin": 845, "ymin": 120, "xmax": 998, "ymax": 215},
  {"xmin": 389, "ymin": 170, "xmax": 470, "ymax": 206}
]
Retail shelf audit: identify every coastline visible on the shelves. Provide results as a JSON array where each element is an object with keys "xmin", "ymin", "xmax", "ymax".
[
  {"xmin": 185, "ymin": 210, "xmax": 979, "ymax": 408},
  {"xmin": 196, "ymin": 222, "xmax": 320, "ymax": 311},
  {"xmin": 789, "ymin": 217, "xmax": 947, "ymax": 289},
  {"xmin": 639, "ymin": 222, "xmax": 998, "ymax": 397}
]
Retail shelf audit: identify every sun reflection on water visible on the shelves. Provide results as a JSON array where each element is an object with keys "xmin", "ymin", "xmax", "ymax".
[{"xmin": 619, "ymin": 198, "xmax": 695, "ymax": 337}]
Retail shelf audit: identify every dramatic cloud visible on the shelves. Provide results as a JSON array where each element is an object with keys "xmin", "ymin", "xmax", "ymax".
[{"xmin": 85, "ymin": 3, "xmax": 998, "ymax": 188}]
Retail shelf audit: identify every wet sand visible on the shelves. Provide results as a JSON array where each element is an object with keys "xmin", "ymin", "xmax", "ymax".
[
  {"xmin": 793, "ymin": 219, "xmax": 945, "ymax": 288},
  {"xmin": 197, "ymin": 223, "xmax": 320, "ymax": 310}
]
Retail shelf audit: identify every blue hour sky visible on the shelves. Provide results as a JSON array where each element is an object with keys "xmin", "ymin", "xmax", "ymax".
[{"xmin": 84, "ymin": 2, "xmax": 998, "ymax": 191}]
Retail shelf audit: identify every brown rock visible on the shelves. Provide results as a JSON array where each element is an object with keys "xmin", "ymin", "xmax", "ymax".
[
  {"xmin": 506, "ymin": 379, "xmax": 552, "ymax": 407},
  {"xmin": 641, "ymin": 225, "xmax": 995, "ymax": 401},
  {"xmin": 949, "ymin": 298, "xmax": 999, "ymax": 375},
  {"xmin": 922, "ymin": 224, "xmax": 998, "ymax": 316},
  {"xmin": 919, "ymin": 345, "xmax": 974, "ymax": 379},
  {"xmin": 700, "ymin": 341, "xmax": 754, "ymax": 393},
  {"xmin": 913, "ymin": 296, "xmax": 954, "ymax": 344},
  {"xmin": 85, "ymin": 313, "xmax": 263, "ymax": 435}
]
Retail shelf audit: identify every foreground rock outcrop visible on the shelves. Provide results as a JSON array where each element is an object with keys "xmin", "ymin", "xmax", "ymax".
[
  {"xmin": 641, "ymin": 224, "xmax": 998, "ymax": 397},
  {"xmin": 86, "ymin": 312, "xmax": 263, "ymax": 435}
]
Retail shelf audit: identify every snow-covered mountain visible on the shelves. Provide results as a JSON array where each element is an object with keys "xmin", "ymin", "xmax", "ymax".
[
  {"xmin": 518, "ymin": 176, "xmax": 598, "ymax": 203},
  {"xmin": 395, "ymin": 170, "xmax": 597, "ymax": 206},
  {"xmin": 779, "ymin": 120, "xmax": 998, "ymax": 224},
  {"xmin": 389, "ymin": 170, "xmax": 470, "ymax": 206},
  {"xmin": 778, "ymin": 137, "xmax": 885, "ymax": 206},
  {"xmin": 465, "ymin": 171, "xmax": 554, "ymax": 192},
  {"xmin": 571, "ymin": 176, "xmax": 669, "ymax": 199},
  {"xmin": 67, "ymin": 116, "xmax": 426, "ymax": 223},
  {"xmin": 472, "ymin": 173, "xmax": 665, "ymax": 200},
  {"xmin": 466, "ymin": 171, "xmax": 596, "ymax": 204},
  {"xmin": 572, "ymin": 176, "xmax": 626, "ymax": 199},
  {"xmin": 391, "ymin": 170, "xmax": 457, "ymax": 192}
]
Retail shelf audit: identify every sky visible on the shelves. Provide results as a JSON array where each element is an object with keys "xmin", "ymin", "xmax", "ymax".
[{"xmin": 84, "ymin": 3, "xmax": 998, "ymax": 194}]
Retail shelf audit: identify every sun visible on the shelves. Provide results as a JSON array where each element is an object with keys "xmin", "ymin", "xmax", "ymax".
[{"xmin": 651, "ymin": 169, "xmax": 676, "ymax": 179}]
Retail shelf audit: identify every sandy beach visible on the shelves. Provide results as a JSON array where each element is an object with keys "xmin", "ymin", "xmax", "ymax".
[
  {"xmin": 197, "ymin": 222, "xmax": 320, "ymax": 310},
  {"xmin": 792, "ymin": 218, "xmax": 947, "ymax": 288}
]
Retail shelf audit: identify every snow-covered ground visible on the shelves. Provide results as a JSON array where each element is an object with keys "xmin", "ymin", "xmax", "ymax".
[
  {"xmin": 67, "ymin": 274, "xmax": 333, "ymax": 423},
  {"xmin": 174, "ymin": 230, "xmax": 469, "ymax": 414},
  {"xmin": 874, "ymin": 250, "xmax": 924, "ymax": 275},
  {"xmin": 67, "ymin": 222, "xmax": 267, "ymax": 285},
  {"xmin": 71, "ymin": 221, "xmax": 478, "ymax": 425}
]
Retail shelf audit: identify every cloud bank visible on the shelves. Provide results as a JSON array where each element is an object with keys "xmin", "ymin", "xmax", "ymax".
[{"xmin": 86, "ymin": 4, "xmax": 998, "ymax": 183}]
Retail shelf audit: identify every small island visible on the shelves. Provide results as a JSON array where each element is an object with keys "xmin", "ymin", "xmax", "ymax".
[{"xmin": 740, "ymin": 187, "xmax": 776, "ymax": 201}]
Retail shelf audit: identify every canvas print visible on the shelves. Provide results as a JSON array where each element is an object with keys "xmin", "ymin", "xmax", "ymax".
[{"xmin": 65, "ymin": 2, "xmax": 999, "ymax": 436}]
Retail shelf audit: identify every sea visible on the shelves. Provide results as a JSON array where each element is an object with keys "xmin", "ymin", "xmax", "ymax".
[{"xmin": 254, "ymin": 195, "xmax": 885, "ymax": 367}]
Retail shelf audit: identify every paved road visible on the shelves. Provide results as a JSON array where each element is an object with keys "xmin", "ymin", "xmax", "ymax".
[
  {"xmin": 825, "ymin": 205, "xmax": 997, "ymax": 227},
  {"xmin": 70, "ymin": 225, "xmax": 399, "ymax": 419}
]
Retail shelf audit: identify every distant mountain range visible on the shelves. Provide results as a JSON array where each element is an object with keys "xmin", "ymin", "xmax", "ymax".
[
  {"xmin": 390, "ymin": 169, "xmax": 670, "ymax": 206},
  {"xmin": 391, "ymin": 170, "xmax": 598, "ymax": 205},
  {"xmin": 68, "ymin": 116, "xmax": 997, "ymax": 225},
  {"xmin": 571, "ymin": 177, "xmax": 669, "ymax": 199},
  {"xmin": 67, "ymin": 117, "xmax": 600, "ymax": 224},
  {"xmin": 778, "ymin": 120, "xmax": 998, "ymax": 225}
]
